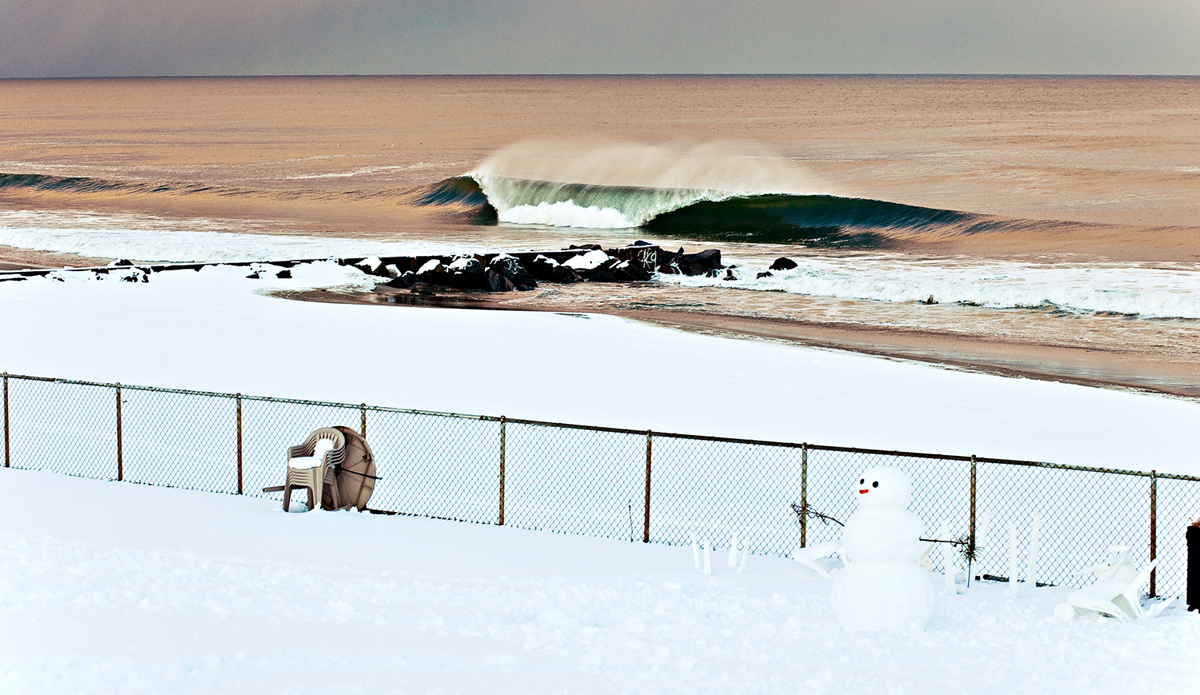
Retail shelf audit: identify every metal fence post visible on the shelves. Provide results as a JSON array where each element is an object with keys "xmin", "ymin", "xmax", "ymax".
[
  {"xmin": 969, "ymin": 455, "xmax": 977, "ymax": 553},
  {"xmin": 968, "ymin": 455, "xmax": 977, "ymax": 586},
  {"xmin": 360, "ymin": 403, "xmax": 367, "ymax": 438},
  {"xmin": 643, "ymin": 430, "xmax": 652, "ymax": 543},
  {"xmin": 1150, "ymin": 469, "xmax": 1157, "ymax": 597},
  {"xmin": 3, "ymin": 373, "xmax": 9, "ymax": 468},
  {"xmin": 236, "ymin": 394, "xmax": 244, "ymax": 495},
  {"xmin": 115, "ymin": 383, "xmax": 124, "ymax": 482},
  {"xmin": 800, "ymin": 443, "xmax": 808, "ymax": 548},
  {"xmin": 498, "ymin": 416, "xmax": 506, "ymax": 526}
]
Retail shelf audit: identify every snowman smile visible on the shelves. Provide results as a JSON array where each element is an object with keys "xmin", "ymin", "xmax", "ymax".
[{"xmin": 858, "ymin": 489, "xmax": 869, "ymax": 494}]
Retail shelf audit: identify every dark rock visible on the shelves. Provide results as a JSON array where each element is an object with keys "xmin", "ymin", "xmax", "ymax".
[
  {"xmin": 383, "ymin": 272, "xmax": 415, "ymax": 289},
  {"xmin": 246, "ymin": 271, "xmax": 260, "ymax": 280},
  {"xmin": 567, "ymin": 243, "xmax": 602, "ymax": 251},
  {"xmin": 704, "ymin": 268, "xmax": 720, "ymax": 278},
  {"xmin": 631, "ymin": 240, "xmax": 654, "ymax": 246},
  {"xmin": 108, "ymin": 259, "xmax": 135, "ymax": 267},
  {"xmin": 355, "ymin": 259, "xmax": 392, "ymax": 278},
  {"xmin": 549, "ymin": 265, "xmax": 581, "ymax": 284},
  {"xmin": 488, "ymin": 254, "xmax": 537, "ymax": 289},
  {"xmin": 611, "ymin": 260, "xmax": 652, "ymax": 282},
  {"xmin": 447, "ymin": 256, "xmax": 486, "ymax": 289},
  {"xmin": 756, "ymin": 271, "xmax": 774, "ymax": 279},
  {"xmin": 722, "ymin": 269, "xmax": 738, "ymax": 281},
  {"xmin": 676, "ymin": 249, "xmax": 722, "ymax": 276},
  {"xmin": 657, "ymin": 264, "xmax": 680, "ymax": 275},
  {"xmin": 276, "ymin": 269, "xmax": 291, "ymax": 279},
  {"xmin": 416, "ymin": 260, "xmax": 449, "ymax": 285},
  {"xmin": 529, "ymin": 255, "xmax": 562, "ymax": 282},
  {"xmin": 920, "ymin": 295, "xmax": 937, "ymax": 305},
  {"xmin": 485, "ymin": 269, "xmax": 515, "ymax": 292},
  {"xmin": 588, "ymin": 270, "xmax": 619, "ymax": 283},
  {"xmin": 769, "ymin": 257, "xmax": 798, "ymax": 271}
]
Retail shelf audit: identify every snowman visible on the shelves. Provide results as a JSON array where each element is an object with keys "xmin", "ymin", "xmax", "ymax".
[{"xmin": 829, "ymin": 466, "xmax": 935, "ymax": 631}]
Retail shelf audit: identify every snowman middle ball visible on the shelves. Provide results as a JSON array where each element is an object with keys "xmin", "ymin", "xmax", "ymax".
[{"xmin": 830, "ymin": 467, "xmax": 935, "ymax": 631}]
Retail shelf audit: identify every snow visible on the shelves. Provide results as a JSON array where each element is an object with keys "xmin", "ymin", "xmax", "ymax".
[
  {"xmin": 562, "ymin": 249, "xmax": 611, "ymax": 271},
  {"xmin": 1, "ymin": 263, "xmax": 1198, "ymax": 476},
  {"xmin": 3, "ymin": 263, "xmax": 1200, "ymax": 692},
  {"xmin": 2, "ymin": 468, "xmax": 1197, "ymax": 694}
]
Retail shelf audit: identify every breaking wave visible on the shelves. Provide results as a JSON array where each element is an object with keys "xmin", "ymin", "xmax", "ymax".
[{"xmin": 413, "ymin": 174, "xmax": 986, "ymax": 246}]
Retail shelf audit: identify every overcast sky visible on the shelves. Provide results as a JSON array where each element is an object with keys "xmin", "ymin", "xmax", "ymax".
[{"xmin": 2, "ymin": 0, "xmax": 1198, "ymax": 77}]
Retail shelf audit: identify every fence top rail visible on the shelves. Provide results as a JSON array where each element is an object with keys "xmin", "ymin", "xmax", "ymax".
[{"xmin": 5, "ymin": 371, "xmax": 1198, "ymax": 483}]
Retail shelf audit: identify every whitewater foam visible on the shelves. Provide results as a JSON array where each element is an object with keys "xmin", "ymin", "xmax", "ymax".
[
  {"xmin": 498, "ymin": 201, "xmax": 636, "ymax": 229},
  {"xmin": 661, "ymin": 257, "xmax": 1200, "ymax": 319},
  {"xmin": 0, "ymin": 222, "xmax": 478, "ymax": 264}
]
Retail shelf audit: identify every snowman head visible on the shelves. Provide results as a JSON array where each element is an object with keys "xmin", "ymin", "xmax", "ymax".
[{"xmin": 854, "ymin": 467, "xmax": 912, "ymax": 510}]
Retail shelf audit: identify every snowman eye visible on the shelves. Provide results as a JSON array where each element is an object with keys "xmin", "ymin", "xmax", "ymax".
[
  {"xmin": 859, "ymin": 478, "xmax": 865, "ymax": 484},
  {"xmin": 872, "ymin": 481, "xmax": 879, "ymax": 488}
]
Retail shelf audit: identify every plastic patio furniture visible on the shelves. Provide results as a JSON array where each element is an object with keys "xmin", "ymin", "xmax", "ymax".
[{"xmin": 282, "ymin": 427, "xmax": 346, "ymax": 512}]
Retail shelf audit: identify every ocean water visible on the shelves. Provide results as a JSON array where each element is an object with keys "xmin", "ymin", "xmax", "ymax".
[{"xmin": 1, "ymin": 75, "xmax": 1198, "ymax": 387}]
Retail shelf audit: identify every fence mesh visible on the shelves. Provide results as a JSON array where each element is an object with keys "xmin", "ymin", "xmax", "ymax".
[{"xmin": 2, "ymin": 372, "xmax": 1197, "ymax": 597}]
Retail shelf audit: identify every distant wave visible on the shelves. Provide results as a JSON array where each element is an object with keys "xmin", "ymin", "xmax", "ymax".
[{"xmin": 0, "ymin": 172, "xmax": 218, "ymax": 196}]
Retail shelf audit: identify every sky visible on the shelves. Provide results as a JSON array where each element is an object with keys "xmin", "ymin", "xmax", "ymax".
[{"xmin": 1, "ymin": 0, "xmax": 1198, "ymax": 77}]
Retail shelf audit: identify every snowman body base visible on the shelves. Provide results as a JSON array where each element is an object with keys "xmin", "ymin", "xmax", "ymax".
[{"xmin": 830, "ymin": 561, "xmax": 936, "ymax": 631}]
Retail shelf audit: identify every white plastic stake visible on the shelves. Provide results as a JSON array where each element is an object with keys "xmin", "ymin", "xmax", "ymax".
[
  {"xmin": 1006, "ymin": 520, "xmax": 1019, "ymax": 596},
  {"xmin": 738, "ymin": 542, "xmax": 749, "ymax": 574},
  {"xmin": 690, "ymin": 530, "xmax": 700, "ymax": 569},
  {"xmin": 703, "ymin": 540, "xmax": 712, "ymax": 575},
  {"xmin": 727, "ymin": 531, "xmax": 739, "ymax": 567},
  {"xmin": 1027, "ymin": 512, "xmax": 1042, "ymax": 591}
]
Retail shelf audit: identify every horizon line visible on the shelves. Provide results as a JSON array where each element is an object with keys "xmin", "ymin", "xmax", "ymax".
[{"xmin": 4, "ymin": 72, "xmax": 1200, "ymax": 81}]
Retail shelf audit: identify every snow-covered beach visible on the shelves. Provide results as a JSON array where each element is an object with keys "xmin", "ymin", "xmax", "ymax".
[
  {"xmin": 2, "ymin": 261, "xmax": 1199, "ymax": 693},
  {"xmin": 2, "ymin": 468, "xmax": 1198, "ymax": 694}
]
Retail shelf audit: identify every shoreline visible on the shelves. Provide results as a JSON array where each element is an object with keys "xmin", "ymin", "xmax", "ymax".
[{"xmin": 277, "ymin": 285, "xmax": 1200, "ymax": 401}]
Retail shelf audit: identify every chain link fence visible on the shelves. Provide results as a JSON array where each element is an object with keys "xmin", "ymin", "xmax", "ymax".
[{"xmin": 3, "ymin": 372, "xmax": 1197, "ymax": 597}]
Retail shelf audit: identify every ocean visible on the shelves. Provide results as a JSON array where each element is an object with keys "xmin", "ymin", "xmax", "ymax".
[{"xmin": 1, "ymin": 75, "xmax": 1198, "ymax": 393}]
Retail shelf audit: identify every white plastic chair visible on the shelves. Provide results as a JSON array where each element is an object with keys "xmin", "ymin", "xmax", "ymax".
[{"xmin": 1061, "ymin": 549, "xmax": 1176, "ymax": 622}]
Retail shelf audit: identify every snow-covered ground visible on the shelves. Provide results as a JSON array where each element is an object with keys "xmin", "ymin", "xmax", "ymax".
[
  {"xmin": 1, "ymin": 262, "xmax": 1198, "ymax": 474},
  {"xmin": 3, "ymin": 262, "xmax": 1200, "ymax": 693},
  {"xmin": 2, "ymin": 468, "xmax": 1197, "ymax": 695}
]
